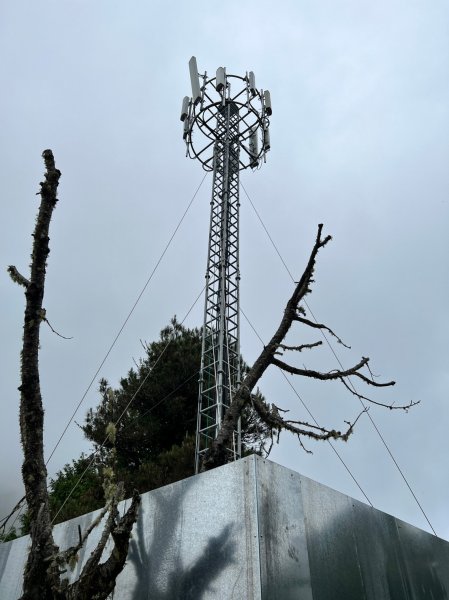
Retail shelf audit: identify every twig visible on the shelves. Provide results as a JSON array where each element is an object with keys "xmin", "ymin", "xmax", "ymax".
[
  {"xmin": 7, "ymin": 266, "xmax": 30, "ymax": 288},
  {"xmin": 339, "ymin": 377, "xmax": 418, "ymax": 410},
  {"xmin": 293, "ymin": 315, "xmax": 351, "ymax": 348},
  {"xmin": 0, "ymin": 495, "xmax": 26, "ymax": 533},
  {"xmin": 277, "ymin": 341, "xmax": 323, "ymax": 353},
  {"xmin": 43, "ymin": 316, "xmax": 73, "ymax": 340}
]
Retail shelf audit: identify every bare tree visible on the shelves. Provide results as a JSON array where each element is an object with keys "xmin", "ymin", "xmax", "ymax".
[
  {"xmin": 202, "ymin": 224, "xmax": 417, "ymax": 471},
  {"xmin": 8, "ymin": 150, "xmax": 140, "ymax": 600}
]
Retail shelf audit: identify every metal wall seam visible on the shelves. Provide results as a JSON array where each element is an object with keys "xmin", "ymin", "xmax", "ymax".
[{"xmin": 253, "ymin": 454, "xmax": 263, "ymax": 599}]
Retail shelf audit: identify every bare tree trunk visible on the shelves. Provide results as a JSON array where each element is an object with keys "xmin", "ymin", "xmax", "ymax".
[
  {"xmin": 9, "ymin": 150, "xmax": 140, "ymax": 599},
  {"xmin": 16, "ymin": 150, "xmax": 61, "ymax": 598}
]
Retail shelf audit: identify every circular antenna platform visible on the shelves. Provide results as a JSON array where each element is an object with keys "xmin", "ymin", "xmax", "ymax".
[{"xmin": 181, "ymin": 64, "xmax": 271, "ymax": 172}]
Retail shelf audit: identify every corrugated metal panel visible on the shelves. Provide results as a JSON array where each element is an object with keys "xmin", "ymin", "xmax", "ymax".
[
  {"xmin": 0, "ymin": 457, "xmax": 261, "ymax": 599},
  {"xmin": 350, "ymin": 496, "xmax": 408, "ymax": 599},
  {"xmin": 0, "ymin": 455, "xmax": 448, "ymax": 599},
  {"xmin": 255, "ymin": 458, "xmax": 313, "ymax": 600},
  {"xmin": 0, "ymin": 534, "xmax": 28, "ymax": 598},
  {"xmin": 396, "ymin": 517, "xmax": 449, "ymax": 599},
  {"xmin": 299, "ymin": 473, "xmax": 366, "ymax": 599},
  {"xmin": 299, "ymin": 469, "xmax": 449, "ymax": 600}
]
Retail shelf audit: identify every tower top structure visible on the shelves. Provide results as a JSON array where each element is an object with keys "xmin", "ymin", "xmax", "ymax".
[{"xmin": 181, "ymin": 56, "xmax": 272, "ymax": 171}]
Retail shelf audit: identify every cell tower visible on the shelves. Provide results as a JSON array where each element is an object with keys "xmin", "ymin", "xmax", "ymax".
[{"xmin": 181, "ymin": 56, "xmax": 272, "ymax": 473}]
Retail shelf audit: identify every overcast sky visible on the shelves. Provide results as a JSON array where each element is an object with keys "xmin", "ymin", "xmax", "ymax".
[{"xmin": 1, "ymin": 0, "xmax": 448, "ymax": 541}]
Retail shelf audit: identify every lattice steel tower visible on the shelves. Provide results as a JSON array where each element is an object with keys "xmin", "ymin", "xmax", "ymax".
[{"xmin": 181, "ymin": 57, "xmax": 272, "ymax": 473}]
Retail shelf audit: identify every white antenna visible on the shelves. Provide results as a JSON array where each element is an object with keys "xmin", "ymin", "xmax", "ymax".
[
  {"xmin": 216, "ymin": 67, "xmax": 226, "ymax": 92},
  {"xmin": 189, "ymin": 56, "xmax": 202, "ymax": 105},
  {"xmin": 183, "ymin": 118, "xmax": 189, "ymax": 140},
  {"xmin": 264, "ymin": 126, "xmax": 271, "ymax": 151},
  {"xmin": 249, "ymin": 127, "xmax": 259, "ymax": 167},
  {"xmin": 180, "ymin": 96, "xmax": 190, "ymax": 122},
  {"xmin": 264, "ymin": 90, "xmax": 272, "ymax": 115},
  {"xmin": 248, "ymin": 71, "xmax": 256, "ymax": 96}
]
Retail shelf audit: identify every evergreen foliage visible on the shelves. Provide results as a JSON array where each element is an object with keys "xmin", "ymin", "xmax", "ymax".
[
  {"xmin": 49, "ymin": 455, "xmax": 104, "ymax": 525},
  {"xmin": 84, "ymin": 318, "xmax": 202, "ymax": 473},
  {"xmin": 0, "ymin": 527, "xmax": 18, "ymax": 543},
  {"xmin": 42, "ymin": 318, "xmax": 270, "ymax": 526}
]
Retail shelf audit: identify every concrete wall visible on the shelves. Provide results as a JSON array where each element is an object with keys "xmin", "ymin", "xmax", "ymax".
[{"xmin": 0, "ymin": 455, "xmax": 448, "ymax": 599}]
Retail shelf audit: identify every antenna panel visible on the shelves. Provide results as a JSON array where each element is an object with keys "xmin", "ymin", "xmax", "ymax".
[
  {"xmin": 216, "ymin": 67, "xmax": 226, "ymax": 92},
  {"xmin": 189, "ymin": 56, "xmax": 202, "ymax": 105},
  {"xmin": 249, "ymin": 127, "xmax": 259, "ymax": 167},
  {"xmin": 180, "ymin": 96, "xmax": 190, "ymax": 122},
  {"xmin": 264, "ymin": 90, "xmax": 272, "ymax": 115},
  {"xmin": 264, "ymin": 126, "xmax": 271, "ymax": 151},
  {"xmin": 183, "ymin": 118, "xmax": 190, "ymax": 140},
  {"xmin": 248, "ymin": 71, "xmax": 256, "ymax": 96}
]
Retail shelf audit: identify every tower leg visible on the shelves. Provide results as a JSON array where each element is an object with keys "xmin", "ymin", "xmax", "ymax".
[{"xmin": 195, "ymin": 101, "xmax": 241, "ymax": 473}]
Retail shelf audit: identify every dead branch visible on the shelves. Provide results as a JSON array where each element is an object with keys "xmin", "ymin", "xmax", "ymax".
[
  {"xmin": 293, "ymin": 315, "xmax": 351, "ymax": 348},
  {"xmin": 66, "ymin": 490, "xmax": 140, "ymax": 600},
  {"xmin": 8, "ymin": 265, "xmax": 72, "ymax": 341},
  {"xmin": 339, "ymin": 377, "xmax": 419, "ymax": 410},
  {"xmin": 201, "ymin": 224, "xmax": 412, "ymax": 471},
  {"xmin": 297, "ymin": 437, "xmax": 313, "ymax": 454},
  {"xmin": 41, "ymin": 312, "xmax": 74, "ymax": 340},
  {"xmin": 59, "ymin": 507, "xmax": 108, "ymax": 565},
  {"xmin": 7, "ymin": 266, "xmax": 30, "ymax": 288},
  {"xmin": 276, "ymin": 341, "xmax": 322, "ymax": 353},
  {"xmin": 63, "ymin": 415, "xmax": 140, "ymax": 598},
  {"xmin": 251, "ymin": 393, "xmax": 366, "ymax": 443},
  {"xmin": 202, "ymin": 224, "xmax": 332, "ymax": 470},
  {"xmin": 271, "ymin": 356, "xmax": 395, "ymax": 387},
  {"xmin": 0, "ymin": 495, "xmax": 26, "ymax": 537}
]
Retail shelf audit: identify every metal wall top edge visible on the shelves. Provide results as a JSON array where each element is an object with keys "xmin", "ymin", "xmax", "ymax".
[{"xmin": 256, "ymin": 455, "xmax": 449, "ymax": 543}]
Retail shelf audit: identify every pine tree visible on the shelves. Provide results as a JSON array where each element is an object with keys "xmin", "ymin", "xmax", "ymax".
[{"xmin": 45, "ymin": 318, "xmax": 270, "ymax": 524}]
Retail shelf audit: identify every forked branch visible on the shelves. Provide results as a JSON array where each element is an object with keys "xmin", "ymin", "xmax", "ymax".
[
  {"xmin": 293, "ymin": 315, "xmax": 351, "ymax": 348},
  {"xmin": 339, "ymin": 377, "xmax": 419, "ymax": 410},
  {"xmin": 202, "ymin": 224, "xmax": 414, "ymax": 471},
  {"xmin": 66, "ymin": 490, "xmax": 140, "ymax": 599},
  {"xmin": 251, "ymin": 393, "xmax": 367, "ymax": 443}
]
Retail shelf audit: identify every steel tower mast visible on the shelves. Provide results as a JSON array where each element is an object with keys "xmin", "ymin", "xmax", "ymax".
[{"xmin": 180, "ymin": 57, "xmax": 272, "ymax": 473}]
